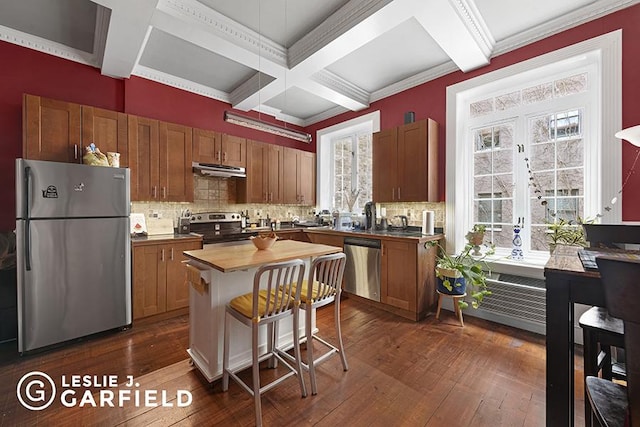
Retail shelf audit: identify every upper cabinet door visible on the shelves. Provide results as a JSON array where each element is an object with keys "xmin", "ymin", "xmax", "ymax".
[
  {"xmin": 159, "ymin": 122, "xmax": 193, "ymax": 202},
  {"xmin": 221, "ymin": 134, "xmax": 246, "ymax": 168},
  {"xmin": 82, "ymin": 106, "xmax": 128, "ymax": 167},
  {"xmin": 297, "ymin": 150, "xmax": 315, "ymax": 205},
  {"xmin": 267, "ymin": 144, "xmax": 284, "ymax": 204},
  {"xmin": 372, "ymin": 128, "xmax": 398, "ymax": 202},
  {"xmin": 397, "ymin": 120, "xmax": 428, "ymax": 202},
  {"xmin": 192, "ymin": 128, "xmax": 221, "ymax": 165},
  {"xmin": 283, "ymin": 147, "xmax": 298, "ymax": 204},
  {"xmin": 23, "ymin": 94, "xmax": 82, "ymax": 163},
  {"xmin": 128, "ymin": 115, "xmax": 160, "ymax": 201}
]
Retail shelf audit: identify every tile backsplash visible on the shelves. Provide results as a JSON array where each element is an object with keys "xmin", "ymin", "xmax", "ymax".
[{"xmin": 132, "ymin": 174, "xmax": 446, "ymax": 230}]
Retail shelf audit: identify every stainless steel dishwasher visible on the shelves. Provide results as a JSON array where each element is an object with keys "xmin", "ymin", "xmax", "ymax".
[{"xmin": 344, "ymin": 237, "xmax": 381, "ymax": 301}]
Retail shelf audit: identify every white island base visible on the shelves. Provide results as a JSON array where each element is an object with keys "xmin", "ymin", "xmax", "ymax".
[
  {"xmin": 186, "ymin": 260, "xmax": 315, "ymax": 383},
  {"xmin": 183, "ymin": 240, "xmax": 342, "ymax": 383}
]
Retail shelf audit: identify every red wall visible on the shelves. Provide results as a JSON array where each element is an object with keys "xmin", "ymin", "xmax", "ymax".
[
  {"xmin": 307, "ymin": 4, "xmax": 640, "ymax": 221},
  {"xmin": 1, "ymin": 4, "xmax": 639, "ymax": 232}
]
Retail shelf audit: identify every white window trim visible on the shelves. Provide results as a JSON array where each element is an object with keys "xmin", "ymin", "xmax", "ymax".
[
  {"xmin": 445, "ymin": 30, "xmax": 622, "ymax": 274},
  {"xmin": 316, "ymin": 111, "xmax": 381, "ymax": 211}
]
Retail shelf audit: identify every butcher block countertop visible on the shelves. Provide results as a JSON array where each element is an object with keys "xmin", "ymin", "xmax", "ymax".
[{"xmin": 183, "ymin": 240, "xmax": 342, "ymax": 273}]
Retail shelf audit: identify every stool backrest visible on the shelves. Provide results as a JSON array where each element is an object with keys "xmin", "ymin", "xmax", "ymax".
[
  {"xmin": 308, "ymin": 253, "xmax": 347, "ymax": 304},
  {"xmin": 583, "ymin": 224, "xmax": 640, "ymax": 248},
  {"xmin": 596, "ymin": 256, "xmax": 640, "ymax": 426},
  {"xmin": 254, "ymin": 259, "xmax": 305, "ymax": 320}
]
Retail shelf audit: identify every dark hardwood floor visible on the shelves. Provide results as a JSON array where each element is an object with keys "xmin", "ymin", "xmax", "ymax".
[{"xmin": 0, "ymin": 298, "xmax": 583, "ymax": 426}]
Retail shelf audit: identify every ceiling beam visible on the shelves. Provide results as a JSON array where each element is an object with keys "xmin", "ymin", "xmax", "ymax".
[
  {"xmin": 95, "ymin": 0, "xmax": 159, "ymax": 78},
  {"xmin": 411, "ymin": 0, "xmax": 494, "ymax": 72}
]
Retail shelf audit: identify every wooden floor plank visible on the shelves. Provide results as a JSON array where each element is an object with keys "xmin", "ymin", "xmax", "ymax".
[{"xmin": 0, "ymin": 298, "xmax": 570, "ymax": 426}]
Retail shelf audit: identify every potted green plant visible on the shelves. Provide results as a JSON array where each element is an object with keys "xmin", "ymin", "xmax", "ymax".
[
  {"xmin": 546, "ymin": 217, "xmax": 594, "ymax": 253},
  {"xmin": 430, "ymin": 240, "xmax": 493, "ymax": 309}
]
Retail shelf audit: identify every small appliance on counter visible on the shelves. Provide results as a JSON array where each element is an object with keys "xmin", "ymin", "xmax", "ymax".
[
  {"xmin": 177, "ymin": 209, "xmax": 191, "ymax": 234},
  {"xmin": 364, "ymin": 201, "xmax": 376, "ymax": 230},
  {"xmin": 333, "ymin": 212, "xmax": 353, "ymax": 231}
]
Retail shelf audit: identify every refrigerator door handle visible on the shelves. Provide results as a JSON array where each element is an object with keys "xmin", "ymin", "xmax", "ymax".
[{"xmin": 24, "ymin": 166, "xmax": 32, "ymax": 271}]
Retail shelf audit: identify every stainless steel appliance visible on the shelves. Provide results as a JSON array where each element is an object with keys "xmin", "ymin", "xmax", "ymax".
[
  {"xmin": 189, "ymin": 212, "xmax": 253, "ymax": 247},
  {"xmin": 192, "ymin": 162, "xmax": 246, "ymax": 178},
  {"xmin": 344, "ymin": 237, "xmax": 381, "ymax": 301},
  {"xmin": 15, "ymin": 159, "xmax": 131, "ymax": 353},
  {"xmin": 364, "ymin": 201, "xmax": 376, "ymax": 230}
]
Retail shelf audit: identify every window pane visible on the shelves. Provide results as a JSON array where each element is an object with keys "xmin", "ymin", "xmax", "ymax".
[
  {"xmin": 531, "ymin": 142, "xmax": 555, "ymax": 171},
  {"xmin": 530, "ymin": 115, "xmax": 552, "ymax": 143},
  {"xmin": 470, "ymin": 98, "xmax": 493, "ymax": 118},
  {"xmin": 333, "ymin": 137, "xmax": 353, "ymax": 211},
  {"xmin": 523, "ymin": 82, "xmax": 553, "ymax": 104},
  {"xmin": 557, "ymin": 138, "xmax": 584, "ymax": 168},
  {"xmin": 496, "ymin": 91, "xmax": 521, "ymax": 111},
  {"xmin": 530, "ymin": 225, "xmax": 549, "ymax": 251},
  {"xmin": 474, "ymin": 152, "xmax": 492, "ymax": 175},
  {"xmin": 557, "ymin": 169, "xmax": 584, "ymax": 196},
  {"xmin": 554, "ymin": 73, "xmax": 587, "ymax": 97},
  {"xmin": 356, "ymin": 133, "xmax": 372, "ymax": 210},
  {"xmin": 492, "ymin": 174, "xmax": 513, "ymax": 198}
]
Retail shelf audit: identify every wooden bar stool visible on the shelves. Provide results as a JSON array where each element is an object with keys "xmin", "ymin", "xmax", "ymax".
[
  {"xmin": 436, "ymin": 290, "xmax": 466, "ymax": 327},
  {"xmin": 222, "ymin": 259, "xmax": 307, "ymax": 427}
]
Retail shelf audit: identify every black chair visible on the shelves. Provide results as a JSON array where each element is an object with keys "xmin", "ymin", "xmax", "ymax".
[
  {"xmin": 580, "ymin": 224, "xmax": 640, "ymax": 426},
  {"xmin": 588, "ymin": 256, "xmax": 640, "ymax": 426}
]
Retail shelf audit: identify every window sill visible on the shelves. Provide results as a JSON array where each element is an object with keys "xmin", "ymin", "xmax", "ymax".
[{"xmin": 480, "ymin": 249, "xmax": 550, "ymax": 279}]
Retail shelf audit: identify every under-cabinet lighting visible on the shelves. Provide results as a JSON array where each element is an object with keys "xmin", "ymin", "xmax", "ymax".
[{"xmin": 224, "ymin": 111, "xmax": 312, "ymax": 144}]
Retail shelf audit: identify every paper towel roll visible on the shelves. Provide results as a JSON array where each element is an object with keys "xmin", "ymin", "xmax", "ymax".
[{"xmin": 422, "ymin": 210, "xmax": 434, "ymax": 235}]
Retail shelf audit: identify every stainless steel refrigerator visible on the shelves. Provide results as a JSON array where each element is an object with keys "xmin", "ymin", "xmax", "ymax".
[{"xmin": 16, "ymin": 158, "xmax": 131, "ymax": 353}]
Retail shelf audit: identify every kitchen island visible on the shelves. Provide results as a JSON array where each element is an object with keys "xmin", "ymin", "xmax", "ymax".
[{"xmin": 182, "ymin": 240, "xmax": 342, "ymax": 382}]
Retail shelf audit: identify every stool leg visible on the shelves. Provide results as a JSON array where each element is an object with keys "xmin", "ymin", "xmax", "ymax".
[
  {"xmin": 454, "ymin": 297, "xmax": 464, "ymax": 327},
  {"xmin": 222, "ymin": 311, "xmax": 230, "ymax": 391},
  {"xmin": 306, "ymin": 306, "xmax": 318, "ymax": 395},
  {"xmin": 436, "ymin": 293, "xmax": 443, "ymax": 320},
  {"xmin": 252, "ymin": 322, "xmax": 263, "ymax": 427},
  {"xmin": 335, "ymin": 299, "xmax": 349, "ymax": 372}
]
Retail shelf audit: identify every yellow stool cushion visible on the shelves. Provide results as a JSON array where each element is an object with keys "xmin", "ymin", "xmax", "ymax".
[
  {"xmin": 229, "ymin": 289, "xmax": 292, "ymax": 319},
  {"xmin": 291, "ymin": 280, "xmax": 336, "ymax": 304}
]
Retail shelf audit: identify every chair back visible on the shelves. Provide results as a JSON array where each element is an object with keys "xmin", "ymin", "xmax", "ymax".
[
  {"xmin": 307, "ymin": 253, "xmax": 347, "ymax": 305},
  {"xmin": 583, "ymin": 224, "xmax": 640, "ymax": 248},
  {"xmin": 595, "ymin": 256, "xmax": 640, "ymax": 426},
  {"xmin": 253, "ymin": 259, "xmax": 305, "ymax": 320}
]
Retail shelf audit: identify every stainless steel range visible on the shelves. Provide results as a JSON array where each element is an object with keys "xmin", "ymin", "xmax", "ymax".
[{"xmin": 190, "ymin": 212, "xmax": 245, "ymax": 245}]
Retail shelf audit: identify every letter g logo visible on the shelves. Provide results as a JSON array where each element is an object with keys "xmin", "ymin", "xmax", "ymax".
[{"xmin": 17, "ymin": 371, "xmax": 56, "ymax": 411}]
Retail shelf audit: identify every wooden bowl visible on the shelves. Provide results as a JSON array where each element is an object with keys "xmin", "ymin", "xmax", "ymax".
[{"xmin": 250, "ymin": 232, "xmax": 278, "ymax": 250}]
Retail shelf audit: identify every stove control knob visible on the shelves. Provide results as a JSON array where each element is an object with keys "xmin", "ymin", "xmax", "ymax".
[{"xmin": 196, "ymin": 215, "xmax": 202, "ymax": 220}]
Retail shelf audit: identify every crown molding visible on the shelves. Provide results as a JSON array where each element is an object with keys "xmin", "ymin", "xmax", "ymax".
[
  {"xmin": 311, "ymin": 69, "xmax": 370, "ymax": 107},
  {"xmin": 492, "ymin": 0, "xmax": 640, "ymax": 58},
  {"xmin": 158, "ymin": 0, "xmax": 287, "ymax": 68},
  {"xmin": 255, "ymin": 105, "xmax": 306, "ymax": 127},
  {"xmin": 133, "ymin": 64, "xmax": 230, "ymax": 103},
  {"xmin": 303, "ymin": 105, "xmax": 350, "ymax": 127},
  {"xmin": 288, "ymin": 0, "xmax": 392, "ymax": 69},
  {"xmin": 369, "ymin": 61, "xmax": 459, "ymax": 103},
  {"xmin": 451, "ymin": 0, "xmax": 495, "ymax": 58},
  {"xmin": 0, "ymin": 25, "xmax": 98, "ymax": 67},
  {"xmin": 229, "ymin": 72, "xmax": 277, "ymax": 107}
]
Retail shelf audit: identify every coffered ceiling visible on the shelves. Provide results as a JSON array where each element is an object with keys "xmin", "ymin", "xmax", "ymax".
[{"xmin": 0, "ymin": 0, "xmax": 637, "ymax": 126}]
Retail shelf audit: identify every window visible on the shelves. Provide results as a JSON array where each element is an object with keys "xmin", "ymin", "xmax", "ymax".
[
  {"xmin": 332, "ymin": 133, "xmax": 372, "ymax": 212},
  {"xmin": 316, "ymin": 111, "xmax": 380, "ymax": 212},
  {"xmin": 446, "ymin": 31, "xmax": 622, "ymax": 266}
]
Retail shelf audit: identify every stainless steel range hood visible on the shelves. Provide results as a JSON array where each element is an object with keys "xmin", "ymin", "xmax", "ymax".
[{"xmin": 192, "ymin": 162, "xmax": 246, "ymax": 178}]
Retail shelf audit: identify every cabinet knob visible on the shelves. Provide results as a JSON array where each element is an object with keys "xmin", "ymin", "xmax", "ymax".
[
  {"xmin": 170, "ymin": 247, "xmax": 174, "ymax": 260},
  {"xmin": 161, "ymin": 248, "xmax": 165, "ymax": 262},
  {"xmin": 162, "ymin": 187, "xmax": 167, "ymax": 199},
  {"xmin": 152, "ymin": 186, "xmax": 157, "ymax": 198}
]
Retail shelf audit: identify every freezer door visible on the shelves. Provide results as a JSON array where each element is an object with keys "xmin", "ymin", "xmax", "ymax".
[
  {"xmin": 16, "ymin": 217, "xmax": 131, "ymax": 352},
  {"xmin": 16, "ymin": 158, "xmax": 130, "ymax": 219}
]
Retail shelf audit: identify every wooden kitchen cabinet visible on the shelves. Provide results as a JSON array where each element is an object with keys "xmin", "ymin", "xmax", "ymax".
[
  {"xmin": 132, "ymin": 238, "xmax": 202, "ymax": 320},
  {"xmin": 128, "ymin": 115, "xmax": 159, "ymax": 201},
  {"xmin": 372, "ymin": 118, "xmax": 438, "ymax": 202},
  {"xmin": 23, "ymin": 94, "xmax": 82, "ymax": 162},
  {"xmin": 129, "ymin": 116, "xmax": 193, "ymax": 202},
  {"xmin": 192, "ymin": 129, "xmax": 246, "ymax": 168},
  {"xmin": 82, "ymin": 106, "xmax": 128, "ymax": 167},
  {"xmin": 306, "ymin": 232, "xmax": 343, "ymax": 248},
  {"xmin": 159, "ymin": 121, "xmax": 193, "ymax": 202},
  {"xmin": 380, "ymin": 237, "xmax": 438, "ymax": 320},
  {"xmin": 284, "ymin": 147, "xmax": 315, "ymax": 205},
  {"xmin": 238, "ymin": 140, "xmax": 284, "ymax": 203}
]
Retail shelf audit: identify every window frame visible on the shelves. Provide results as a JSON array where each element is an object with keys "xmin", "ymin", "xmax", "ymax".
[
  {"xmin": 316, "ymin": 111, "xmax": 380, "ymax": 212},
  {"xmin": 445, "ymin": 31, "xmax": 622, "ymax": 272}
]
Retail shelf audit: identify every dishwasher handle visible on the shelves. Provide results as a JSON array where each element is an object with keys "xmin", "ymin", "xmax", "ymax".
[{"xmin": 343, "ymin": 237, "xmax": 381, "ymax": 249}]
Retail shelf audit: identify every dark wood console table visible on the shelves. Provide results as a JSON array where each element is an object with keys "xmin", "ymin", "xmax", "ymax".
[{"xmin": 544, "ymin": 245, "xmax": 604, "ymax": 426}]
